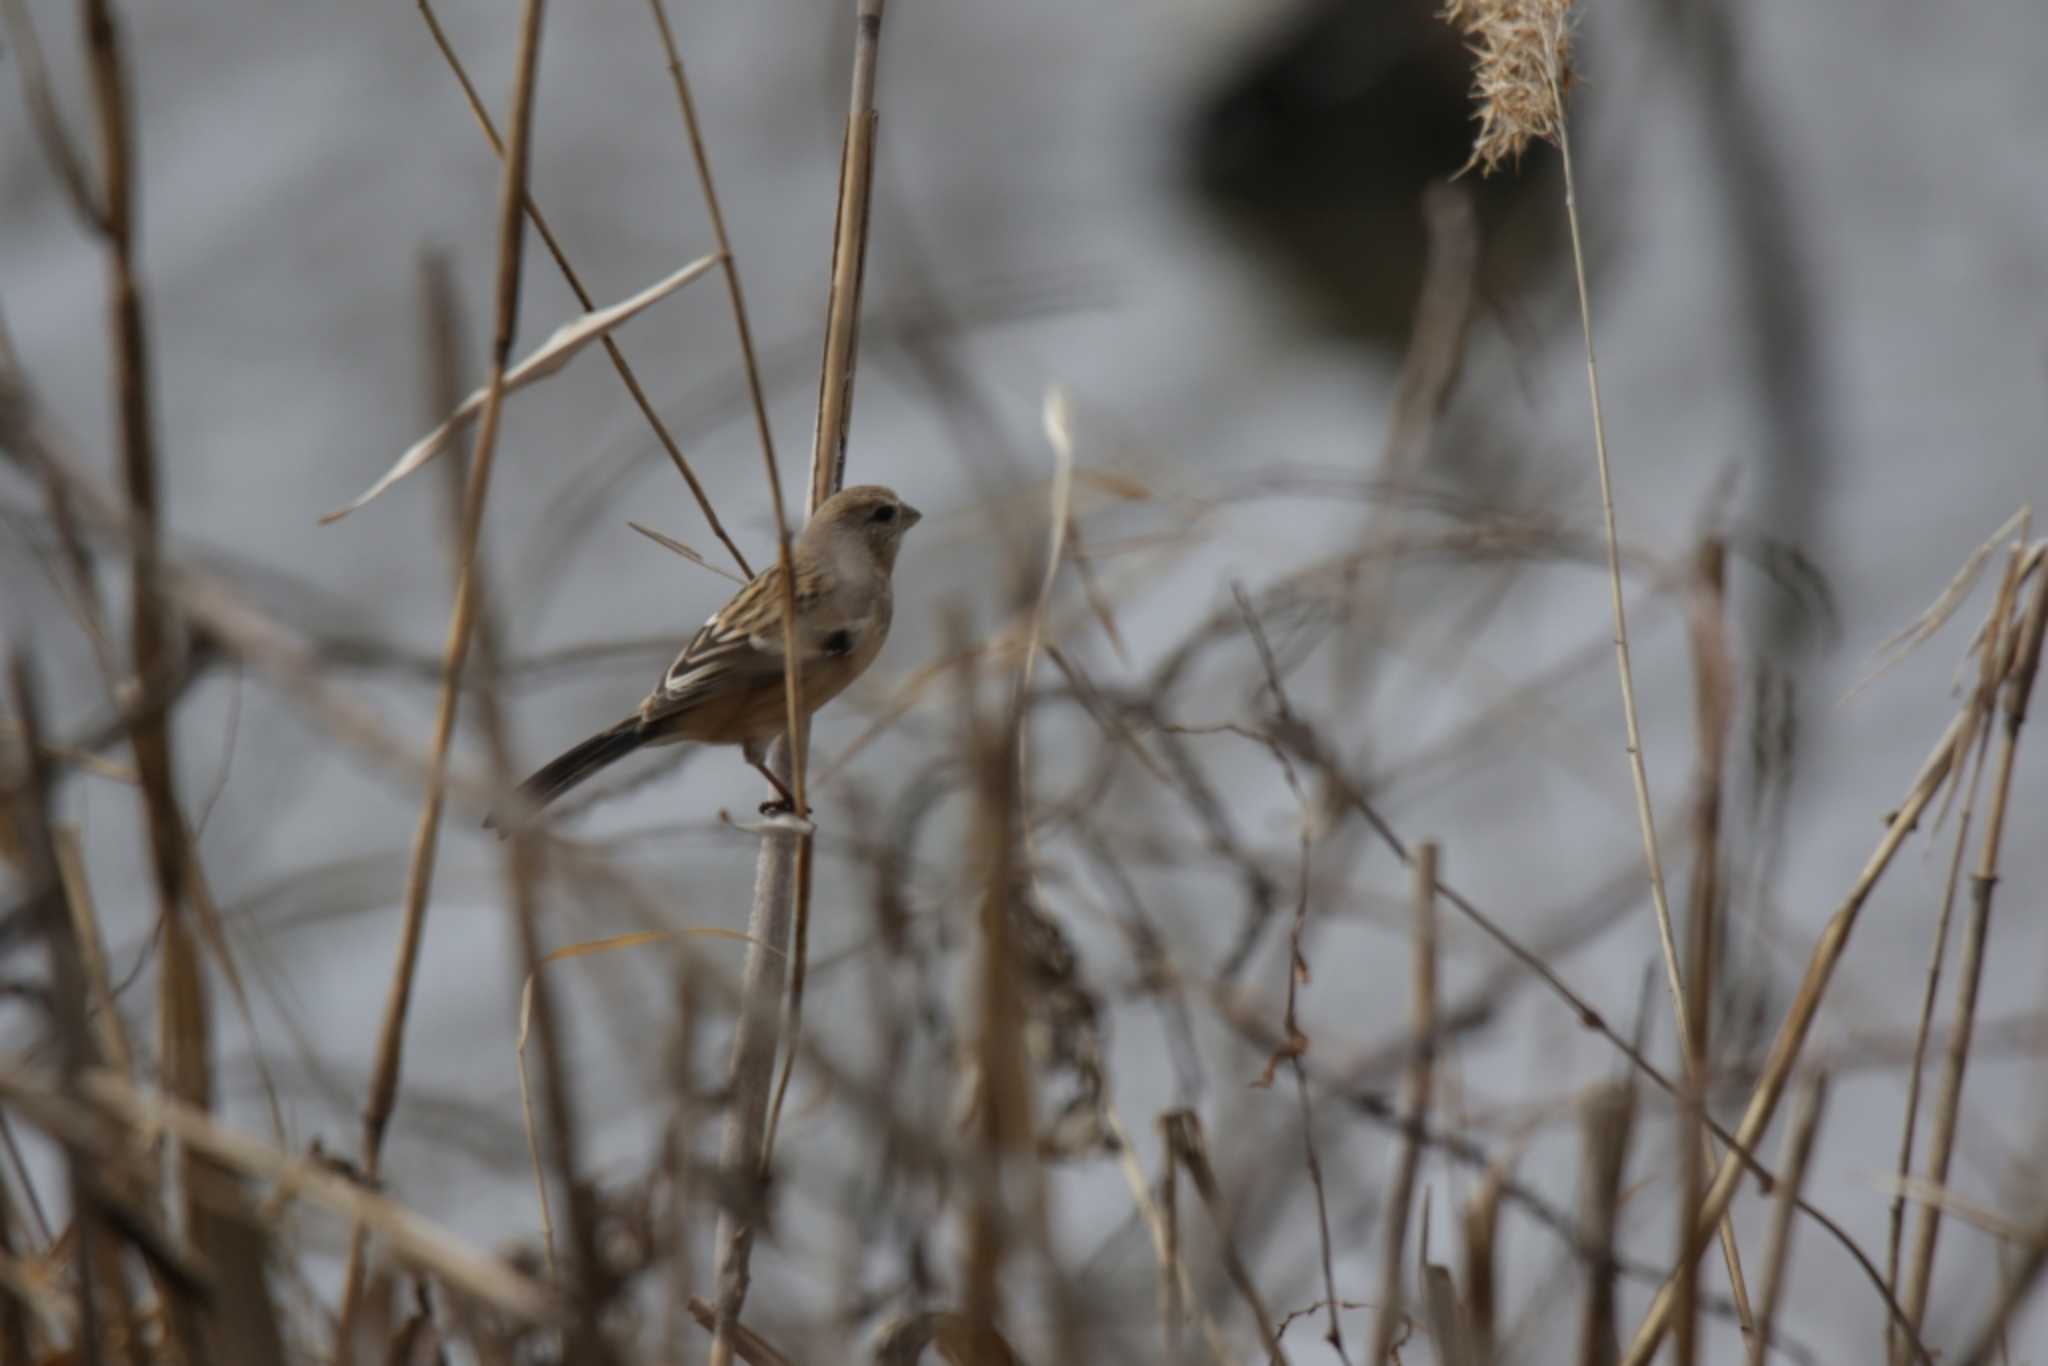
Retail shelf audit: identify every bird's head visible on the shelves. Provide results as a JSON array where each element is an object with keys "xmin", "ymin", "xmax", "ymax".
[{"xmin": 809, "ymin": 483, "xmax": 922, "ymax": 570}]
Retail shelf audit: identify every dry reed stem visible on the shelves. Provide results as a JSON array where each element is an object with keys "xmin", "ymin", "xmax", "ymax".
[
  {"xmin": 1682, "ymin": 539, "xmax": 1760, "ymax": 1338},
  {"xmin": 709, "ymin": 8, "xmax": 887, "ymax": 1362},
  {"xmin": 961, "ymin": 648, "xmax": 1032, "ymax": 1362},
  {"xmin": 425, "ymin": 245, "xmax": 613, "ymax": 1361},
  {"xmin": 1618, "ymin": 703, "xmax": 1970, "ymax": 1366},
  {"xmin": 1372, "ymin": 840, "xmax": 1439, "ymax": 1365},
  {"xmin": 1163, "ymin": 1110, "xmax": 1290, "ymax": 1365},
  {"xmin": 1547, "ymin": 41, "xmax": 1760, "ymax": 1332},
  {"xmin": 742, "ymin": 0, "xmax": 900, "ymax": 1169},
  {"xmin": 421, "ymin": 252, "xmax": 574, "ymax": 1294},
  {"xmin": 810, "ymin": 0, "xmax": 886, "ymax": 508},
  {"xmin": 1898, "ymin": 547, "xmax": 2048, "ymax": 1349},
  {"xmin": 1462, "ymin": 1162, "xmax": 1504, "ymax": 1361},
  {"xmin": 411, "ymin": 0, "xmax": 754, "ymax": 576},
  {"xmin": 79, "ymin": 0, "xmax": 218, "ymax": 1355},
  {"xmin": 1674, "ymin": 793, "xmax": 1717, "ymax": 1366},
  {"xmin": 1578, "ymin": 1082, "xmax": 1634, "ymax": 1366},
  {"xmin": 337, "ymin": 0, "xmax": 551, "ymax": 1351},
  {"xmin": 1748, "ymin": 1073, "xmax": 1827, "ymax": 1366},
  {"xmin": 1884, "ymin": 536, "xmax": 2021, "ymax": 1363}
]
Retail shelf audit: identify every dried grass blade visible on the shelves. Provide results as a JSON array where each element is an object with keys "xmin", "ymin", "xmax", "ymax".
[
  {"xmin": 628, "ymin": 521, "xmax": 750, "ymax": 583},
  {"xmin": 321, "ymin": 253, "xmax": 721, "ymax": 523}
]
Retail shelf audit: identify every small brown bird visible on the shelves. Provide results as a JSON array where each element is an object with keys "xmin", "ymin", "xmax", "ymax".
[{"xmin": 487, "ymin": 484, "xmax": 920, "ymax": 833}]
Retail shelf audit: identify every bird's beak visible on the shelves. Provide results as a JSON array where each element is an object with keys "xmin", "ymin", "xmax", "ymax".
[{"xmin": 900, "ymin": 502, "xmax": 923, "ymax": 528}]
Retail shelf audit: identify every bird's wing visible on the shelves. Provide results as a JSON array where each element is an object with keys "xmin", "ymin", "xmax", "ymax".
[{"xmin": 646, "ymin": 560, "xmax": 848, "ymax": 716}]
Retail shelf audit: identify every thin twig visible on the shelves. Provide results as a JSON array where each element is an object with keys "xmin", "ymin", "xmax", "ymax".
[{"xmin": 645, "ymin": 0, "xmax": 782, "ymax": 504}]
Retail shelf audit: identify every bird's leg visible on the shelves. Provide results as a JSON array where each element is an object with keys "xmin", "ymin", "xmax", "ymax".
[{"xmin": 743, "ymin": 740, "xmax": 802, "ymax": 816}]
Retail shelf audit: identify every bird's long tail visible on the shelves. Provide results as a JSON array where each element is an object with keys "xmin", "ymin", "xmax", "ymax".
[{"xmin": 485, "ymin": 716, "xmax": 644, "ymax": 835}]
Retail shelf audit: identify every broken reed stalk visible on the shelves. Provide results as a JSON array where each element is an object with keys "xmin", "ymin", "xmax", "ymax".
[
  {"xmin": 1578, "ymin": 1082, "xmax": 1634, "ymax": 1366},
  {"xmin": 336, "ymin": 0, "xmax": 550, "ymax": 1351},
  {"xmin": 414, "ymin": 0, "xmax": 753, "ymax": 577},
  {"xmin": 961, "ymin": 642, "xmax": 1033, "ymax": 1362},
  {"xmin": 1462, "ymin": 1163, "xmax": 1504, "ymax": 1362},
  {"xmin": 1898, "ymin": 545, "xmax": 2048, "ymax": 1350},
  {"xmin": 1371, "ymin": 840, "xmax": 1439, "ymax": 1365},
  {"xmin": 707, "ymin": 6, "xmax": 886, "ymax": 1363},
  {"xmin": 1748, "ymin": 1073, "xmax": 1828, "ymax": 1366},
  {"xmin": 1884, "ymin": 537, "xmax": 2021, "ymax": 1364}
]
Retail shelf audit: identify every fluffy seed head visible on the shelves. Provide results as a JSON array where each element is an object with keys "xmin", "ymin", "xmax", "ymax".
[{"xmin": 1442, "ymin": 0, "xmax": 1576, "ymax": 176}]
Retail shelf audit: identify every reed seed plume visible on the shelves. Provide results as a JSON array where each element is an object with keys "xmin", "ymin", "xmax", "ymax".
[{"xmin": 1442, "ymin": 0, "xmax": 1576, "ymax": 174}]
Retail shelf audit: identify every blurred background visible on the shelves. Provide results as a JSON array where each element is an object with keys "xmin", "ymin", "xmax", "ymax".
[{"xmin": 4, "ymin": 0, "xmax": 2048, "ymax": 1360}]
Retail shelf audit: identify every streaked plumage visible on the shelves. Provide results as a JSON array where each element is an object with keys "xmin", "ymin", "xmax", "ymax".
[{"xmin": 487, "ymin": 485, "xmax": 920, "ymax": 832}]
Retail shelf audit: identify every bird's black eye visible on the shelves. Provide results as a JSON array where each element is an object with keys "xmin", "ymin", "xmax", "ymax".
[{"xmin": 870, "ymin": 504, "xmax": 897, "ymax": 524}]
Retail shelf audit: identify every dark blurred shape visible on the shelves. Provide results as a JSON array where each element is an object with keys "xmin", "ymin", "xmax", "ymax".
[{"xmin": 1185, "ymin": 0, "xmax": 1559, "ymax": 343}]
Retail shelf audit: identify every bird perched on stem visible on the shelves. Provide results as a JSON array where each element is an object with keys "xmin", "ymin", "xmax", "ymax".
[{"xmin": 487, "ymin": 484, "xmax": 921, "ymax": 834}]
